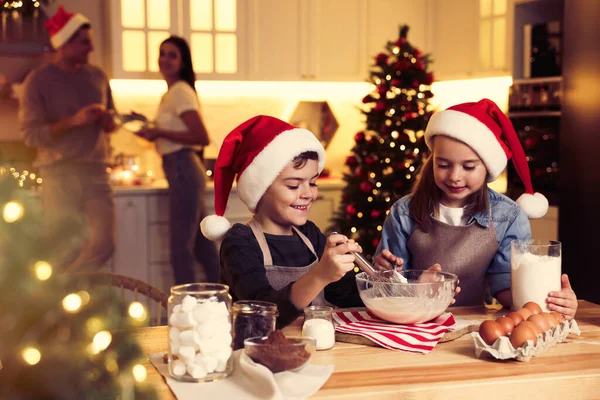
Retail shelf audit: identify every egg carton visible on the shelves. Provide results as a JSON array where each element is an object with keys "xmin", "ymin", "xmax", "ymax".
[{"xmin": 471, "ymin": 319, "xmax": 580, "ymax": 362}]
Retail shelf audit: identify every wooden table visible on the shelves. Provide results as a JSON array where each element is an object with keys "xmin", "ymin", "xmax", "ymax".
[{"xmin": 135, "ymin": 300, "xmax": 600, "ymax": 399}]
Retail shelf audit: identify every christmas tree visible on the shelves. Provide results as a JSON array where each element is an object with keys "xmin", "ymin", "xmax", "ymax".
[
  {"xmin": 0, "ymin": 177, "xmax": 157, "ymax": 399},
  {"xmin": 330, "ymin": 25, "xmax": 434, "ymax": 259}
]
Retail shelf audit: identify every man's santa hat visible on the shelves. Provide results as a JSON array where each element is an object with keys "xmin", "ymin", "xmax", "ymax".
[
  {"xmin": 45, "ymin": 6, "xmax": 90, "ymax": 49},
  {"xmin": 425, "ymin": 98, "xmax": 548, "ymax": 219},
  {"xmin": 201, "ymin": 115, "xmax": 326, "ymax": 241}
]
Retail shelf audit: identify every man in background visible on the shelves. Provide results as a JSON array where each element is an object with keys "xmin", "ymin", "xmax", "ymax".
[{"xmin": 19, "ymin": 6, "xmax": 117, "ymax": 271}]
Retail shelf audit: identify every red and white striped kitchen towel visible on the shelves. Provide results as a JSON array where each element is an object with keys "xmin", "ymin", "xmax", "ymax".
[{"xmin": 333, "ymin": 310, "xmax": 456, "ymax": 354}]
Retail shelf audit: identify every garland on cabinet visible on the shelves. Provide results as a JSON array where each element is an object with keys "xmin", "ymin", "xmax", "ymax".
[{"xmin": 330, "ymin": 25, "xmax": 434, "ymax": 260}]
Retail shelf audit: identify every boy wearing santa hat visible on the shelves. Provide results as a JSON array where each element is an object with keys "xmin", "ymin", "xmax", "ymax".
[
  {"xmin": 201, "ymin": 115, "xmax": 397, "ymax": 327},
  {"xmin": 19, "ymin": 6, "xmax": 117, "ymax": 271}
]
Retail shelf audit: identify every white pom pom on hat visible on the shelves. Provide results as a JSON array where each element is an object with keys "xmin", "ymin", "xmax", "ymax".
[
  {"xmin": 200, "ymin": 115, "xmax": 326, "ymax": 241},
  {"xmin": 425, "ymin": 98, "xmax": 548, "ymax": 219}
]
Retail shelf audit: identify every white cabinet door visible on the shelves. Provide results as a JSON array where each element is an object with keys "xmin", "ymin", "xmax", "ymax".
[
  {"xmin": 430, "ymin": 0, "xmax": 480, "ymax": 81},
  {"xmin": 113, "ymin": 195, "xmax": 149, "ymax": 282},
  {"xmin": 311, "ymin": 0, "xmax": 367, "ymax": 81},
  {"xmin": 108, "ymin": 0, "xmax": 179, "ymax": 79},
  {"xmin": 247, "ymin": 0, "xmax": 305, "ymax": 80},
  {"xmin": 477, "ymin": 0, "xmax": 513, "ymax": 77}
]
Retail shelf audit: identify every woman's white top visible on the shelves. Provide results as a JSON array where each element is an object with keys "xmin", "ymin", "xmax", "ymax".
[
  {"xmin": 436, "ymin": 203, "xmax": 470, "ymax": 226},
  {"xmin": 154, "ymin": 81, "xmax": 202, "ymax": 156}
]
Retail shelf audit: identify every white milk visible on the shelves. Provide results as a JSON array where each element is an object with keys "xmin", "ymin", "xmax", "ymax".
[
  {"xmin": 302, "ymin": 318, "xmax": 335, "ymax": 350},
  {"xmin": 511, "ymin": 252, "xmax": 561, "ymax": 312}
]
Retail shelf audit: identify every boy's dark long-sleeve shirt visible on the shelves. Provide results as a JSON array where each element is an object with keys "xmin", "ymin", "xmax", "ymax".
[{"xmin": 219, "ymin": 221, "xmax": 363, "ymax": 327}]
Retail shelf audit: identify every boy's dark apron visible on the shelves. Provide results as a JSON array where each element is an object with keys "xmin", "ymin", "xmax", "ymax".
[
  {"xmin": 248, "ymin": 218, "xmax": 329, "ymax": 306},
  {"xmin": 407, "ymin": 214, "xmax": 498, "ymax": 306}
]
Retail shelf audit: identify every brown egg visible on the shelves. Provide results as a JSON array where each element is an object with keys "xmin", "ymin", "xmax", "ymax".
[
  {"xmin": 478, "ymin": 320, "xmax": 506, "ymax": 345},
  {"xmin": 551, "ymin": 312, "xmax": 566, "ymax": 323},
  {"xmin": 544, "ymin": 312, "xmax": 559, "ymax": 328},
  {"xmin": 510, "ymin": 324, "xmax": 537, "ymax": 348},
  {"xmin": 506, "ymin": 311, "xmax": 524, "ymax": 326},
  {"xmin": 516, "ymin": 307, "xmax": 533, "ymax": 320},
  {"xmin": 523, "ymin": 301, "xmax": 543, "ymax": 315},
  {"xmin": 528, "ymin": 313, "xmax": 551, "ymax": 333},
  {"xmin": 496, "ymin": 316, "xmax": 516, "ymax": 334},
  {"xmin": 519, "ymin": 320, "xmax": 543, "ymax": 337}
]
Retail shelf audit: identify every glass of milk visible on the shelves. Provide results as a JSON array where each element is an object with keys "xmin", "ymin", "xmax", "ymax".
[
  {"xmin": 302, "ymin": 306, "xmax": 335, "ymax": 350},
  {"xmin": 511, "ymin": 240, "xmax": 562, "ymax": 312}
]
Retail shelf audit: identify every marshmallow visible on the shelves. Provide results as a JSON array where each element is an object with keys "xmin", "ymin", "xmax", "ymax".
[
  {"xmin": 181, "ymin": 295, "xmax": 198, "ymax": 312},
  {"xmin": 195, "ymin": 353, "xmax": 218, "ymax": 373},
  {"xmin": 171, "ymin": 360, "xmax": 187, "ymax": 376},
  {"xmin": 178, "ymin": 346, "xmax": 196, "ymax": 364},
  {"xmin": 186, "ymin": 363, "xmax": 207, "ymax": 379},
  {"xmin": 179, "ymin": 330, "xmax": 197, "ymax": 348},
  {"xmin": 172, "ymin": 304, "xmax": 182, "ymax": 314},
  {"xmin": 170, "ymin": 340, "xmax": 180, "ymax": 356},
  {"xmin": 169, "ymin": 327, "xmax": 180, "ymax": 342},
  {"xmin": 177, "ymin": 311, "xmax": 197, "ymax": 329}
]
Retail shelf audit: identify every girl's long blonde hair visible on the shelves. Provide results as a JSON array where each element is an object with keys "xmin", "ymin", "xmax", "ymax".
[{"xmin": 409, "ymin": 140, "xmax": 490, "ymax": 232}]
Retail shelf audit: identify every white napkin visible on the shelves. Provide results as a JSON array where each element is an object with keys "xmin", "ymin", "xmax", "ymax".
[{"xmin": 150, "ymin": 350, "xmax": 334, "ymax": 400}]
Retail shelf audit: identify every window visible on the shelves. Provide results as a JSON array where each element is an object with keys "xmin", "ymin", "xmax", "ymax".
[{"xmin": 479, "ymin": 0, "xmax": 507, "ymax": 70}]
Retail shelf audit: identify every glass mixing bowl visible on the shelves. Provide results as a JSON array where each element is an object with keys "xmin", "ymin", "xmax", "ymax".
[{"xmin": 355, "ymin": 269, "xmax": 458, "ymax": 324}]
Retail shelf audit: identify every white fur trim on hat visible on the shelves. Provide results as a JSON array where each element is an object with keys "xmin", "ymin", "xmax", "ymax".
[
  {"xmin": 236, "ymin": 128, "xmax": 326, "ymax": 211},
  {"xmin": 50, "ymin": 13, "xmax": 90, "ymax": 49},
  {"xmin": 516, "ymin": 192, "xmax": 549, "ymax": 219},
  {"xmin": 200, "ymin": 214, "xmax": 231, "ymax": 241},
  {"xmin": 425, "ymin": 109, "xmax": 508, "ymax": 181}
]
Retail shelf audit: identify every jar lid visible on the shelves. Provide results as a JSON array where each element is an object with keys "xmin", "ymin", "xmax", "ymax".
[{"xmin": 233, "ymin": 300, "xmax": 278, "ymax": 316}]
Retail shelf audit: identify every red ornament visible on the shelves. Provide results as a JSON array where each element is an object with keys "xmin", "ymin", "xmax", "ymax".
[
  {"xmin": 424, "ymin": 72, "xmax": 435, "ymax": 85},
  {"xmin": 372, "ymin": 237, "xmax": 381, "ymax": 249},
  {"xmin": 524, "ymin": 137, "xmax": 537, "ymax": 148},
  {"xmin": 394, "ymin": 38, "xmax": 407, "ymax": 47},
  {"xmin": 415, "ymin": 60, "xmax": 425, "ymax": 70},
  {"xmin": 411, "ymin": 80, "xmax": 420, "ymax": 89},
  {"xmin": 360, "ymin": 181, "xmax": 373, "ymax": 193},
  {"xmin": 355, "ymin": 168, "xmax": 368, "ymax": 178},
  {"xmin": 413, "ymin": 48, "xmax": 423, "ymax": 59},
  {"xmin": 391, "ymin": 78, "xmax": 402, "ymax": 86},
  {"xmin": 345, "ymin": 156, "xmax": 358, "ymax": 167},
  {"xmin": 370, "ymin": 209, "xmax": 382, "ymax": 219},
  {"xmin": 362, "ymin": 94, "xmax": 374, "ymax": 103},
  {"xmin": 364, "ymin": 156, "xmax": 376, "ymax": 165},
  {"xmin": 394, "ymin": 180, "xmax": 406, "ymax": 189},
  {"xmin": 354, "ymin": 131, "xmax": 366, "ymax": 142},
  {"xmin": 375, "ymin": 53, "xmax": 388, "ymax": 65},
  {"xmin": 377, "ymin": 85, "xmax": 388, "ymax": 95},
  {"xmin": 374, "ymin": 101, "xmax": 386, "ymax": 112},
  {"xmin": 346, "ymin": 204, "xmax": 357, "ymax": 216}
]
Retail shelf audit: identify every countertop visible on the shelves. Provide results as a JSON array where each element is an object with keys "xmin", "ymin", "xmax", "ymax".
[
  {"xmin": 135, "ymin": 300, "xmax": 600, "ymax": 400},
  {"xmin": 112, "ymin": 176, "xmax": 346, "ymax": 196}
]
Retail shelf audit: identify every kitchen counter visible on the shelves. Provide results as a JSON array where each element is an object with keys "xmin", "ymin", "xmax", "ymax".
[
  {"xmin": 112, "ymin": 176, "xmax": 345, "ymax": 195},
  {"xmin": 135, "ymin": 300, "xmax": 600, "ymax": 399}
]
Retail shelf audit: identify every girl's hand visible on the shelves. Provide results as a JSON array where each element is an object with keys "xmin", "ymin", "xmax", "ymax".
[
  {"xmin": 547, "ymin": 274, "xmax": 578, "ymax": 320},
  {"xmin": 425, "ymin": 264, "xmax": 461, "ymax": 305},
  {"xmin": 316, "ymin": 233, "xmax": 362, "ymax": 283},
  {"xmin": 135, "ymin": 127, "xmax": 162, "ymax": 141},
  {"xmin": 373, "ymin": 249, "xmax": 403, "ymax": 271}
]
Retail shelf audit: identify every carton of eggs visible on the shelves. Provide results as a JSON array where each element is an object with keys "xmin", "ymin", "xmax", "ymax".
[
  {"xmin": 168, "ymin": 294, "xmax": 233, "ymax": 380},
  {"xmin": 472, "ymin": 302, "xmax": 580, "ymax": 362}
]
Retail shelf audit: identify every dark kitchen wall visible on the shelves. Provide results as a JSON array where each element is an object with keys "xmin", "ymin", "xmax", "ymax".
[{"xmin": 559, "ymin": 0, "xmax": 600, "ymax": 304}]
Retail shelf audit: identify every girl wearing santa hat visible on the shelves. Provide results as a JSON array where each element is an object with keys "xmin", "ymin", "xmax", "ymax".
[
  {"xmin": 200, "ymin": 115, "xmax": 393, "ymax": 327},
  {"xmin": 375, "ymin": 98, "xmax": 577, "ymax": 319}
]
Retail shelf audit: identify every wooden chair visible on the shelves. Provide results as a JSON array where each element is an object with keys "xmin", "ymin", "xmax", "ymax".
[{"xmin": 70, "ymin": 272, "xmax": 169, "ymax": 325}]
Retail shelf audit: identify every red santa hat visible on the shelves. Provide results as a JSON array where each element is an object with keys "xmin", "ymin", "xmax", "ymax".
[
  {"xmin": 425, "ymin": 98, "xmax": 548, "ymax": 219},
  {"xmin": 45, "ymin": 6, "xmax": 90, "ymax": 49},
  {"xmin": 201, "ymin": 115, "xmax": 326, "ymax": 241}
]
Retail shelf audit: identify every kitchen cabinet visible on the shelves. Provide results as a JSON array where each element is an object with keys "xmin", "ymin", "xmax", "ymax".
[
  {"xmin": 247, "ymin": 0, "xmax": 367, "ymax": 81},
  {"xmin": 111, "ymin": 179, "xmax": 343, "ymax": 293},
  {"xmin": 430, "ymin": 0, "xmax": 513, "ymax": 81},
  {"xmin": 107, "ymin": 0, "xmax": 247, "ymax": 80}
]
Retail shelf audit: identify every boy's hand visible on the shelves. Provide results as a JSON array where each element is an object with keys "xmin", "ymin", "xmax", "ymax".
[
  {"xmin": 547, "ymin": 274, "xmax": 578, "ymax": 320},
  {"xmin": 372, "ymin": 249, "xmax": 403, "ymax": 271},
  {"xmin": 316, "ymin": 233, "xmax": 362, "ymax": 283},
  {"xmin": 70, "ymin": 103, "xmax": 106, "ymax": 127}
]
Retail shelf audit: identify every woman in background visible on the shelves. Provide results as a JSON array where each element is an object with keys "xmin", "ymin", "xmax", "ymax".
[{"xmin": 136, "ymin": 36, "xmax": 219, "ymax": 284}]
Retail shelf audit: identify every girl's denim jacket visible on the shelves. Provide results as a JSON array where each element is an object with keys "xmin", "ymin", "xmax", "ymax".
[{"xmin": 376, "ymin": 188, "xmax": 532, "ymax": 296}]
